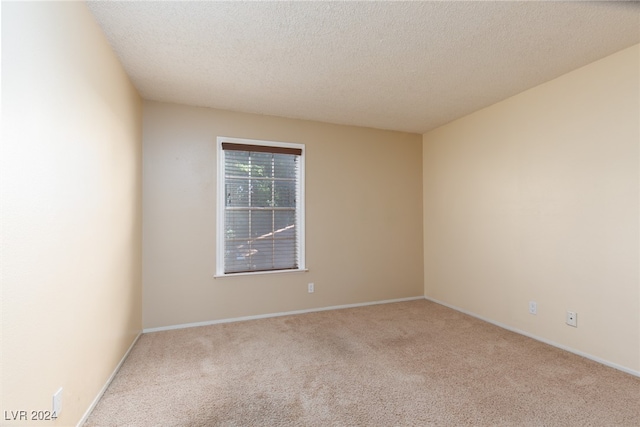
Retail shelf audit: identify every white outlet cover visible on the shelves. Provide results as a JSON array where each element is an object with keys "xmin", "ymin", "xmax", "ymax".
[
  {"xmin": 53, "ymin": 387, "xmax": 62, "ymax": 416},
  {"xmin": 528, "ymin": 301, "xmax": 537, "ymax": 315},
  {"xmin": 566, "ymin": 311, "xmax": 577, "ymax": 327}
]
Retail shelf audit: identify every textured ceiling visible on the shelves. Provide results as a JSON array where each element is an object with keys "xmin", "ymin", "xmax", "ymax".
[{"xmin": 87, "ymin": 1, "xmax": 640, "ymax": 134}]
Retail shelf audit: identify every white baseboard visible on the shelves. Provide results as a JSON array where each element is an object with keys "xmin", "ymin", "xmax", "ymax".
[
  {"xmin": 76, "ymin": 332, "xmax": 142, "ymax": 427},
  {"xmin": 424, "ymin": 296, "xmax": 640, "ymax": 378},
  {"xmin": 143, "ymin": 296, "xmax": 426, "ymax": 333}
]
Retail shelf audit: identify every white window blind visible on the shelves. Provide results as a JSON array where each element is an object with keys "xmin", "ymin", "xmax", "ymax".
[{"xmin": 218, "ymin": 139, "xmax": 304, "ymax": 275}]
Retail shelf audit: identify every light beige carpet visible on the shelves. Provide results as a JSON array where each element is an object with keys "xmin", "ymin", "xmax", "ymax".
[{"xmin": 85, "ymin": 300, "xmax": 640, "ymax": 426}]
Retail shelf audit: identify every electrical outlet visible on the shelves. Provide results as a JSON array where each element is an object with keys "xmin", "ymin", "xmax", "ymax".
[
  {"xmin": 528, "ymin": 301, "xmax": 537, "ymax": 315},
  {"xmin": 566, "ymin": 311, "xmax": 577, "ymax": 327},
  {"xmin": 53, "ymin": 387, "xmax": 62, "ymax": 417},
  {"xmin": 308, "ymin": 283, "xmax": 314, "ymax": 293}
]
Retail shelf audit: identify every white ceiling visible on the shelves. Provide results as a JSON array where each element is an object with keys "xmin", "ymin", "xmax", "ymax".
[{"xmin": 87, "ymin": 1, "xmax": 640, "ymax": 134}]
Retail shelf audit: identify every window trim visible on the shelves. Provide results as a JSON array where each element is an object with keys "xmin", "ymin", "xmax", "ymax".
[{"xmin": 215, "ymin": 136, "xmax": 306, "ymax": 277}]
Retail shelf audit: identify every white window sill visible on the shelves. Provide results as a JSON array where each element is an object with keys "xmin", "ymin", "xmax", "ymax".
[{"xmin": 214, "ymin": 268, "xmax": 309, "ymax": 279}]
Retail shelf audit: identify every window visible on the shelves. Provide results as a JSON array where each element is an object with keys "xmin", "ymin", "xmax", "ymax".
[{"xmin": 216, "ymin": 137, "xmax": 305, "ymax": 276}]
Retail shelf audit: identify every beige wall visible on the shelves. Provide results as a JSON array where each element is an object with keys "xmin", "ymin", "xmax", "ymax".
[
  {"xmin": 143, "ymin": 101, "xmax": 423, "ymax": 329},
  {"xmin": 423, "ymin": 45, "xmax": 640, "ymax": 372},
  {"xmin": 1, "ymin": 2, "xmax": 142, "ymax": 426}
]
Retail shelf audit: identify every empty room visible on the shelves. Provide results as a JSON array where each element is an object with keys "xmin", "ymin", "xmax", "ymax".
[{"xmin": 1, "ymin": 1, "xmax": 639, "ymax": 426}]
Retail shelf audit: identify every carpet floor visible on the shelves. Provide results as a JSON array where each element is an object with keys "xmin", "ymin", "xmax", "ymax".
[{"xmin": 85, "ymin": 300, "xmax": 640, "ymax": 426}]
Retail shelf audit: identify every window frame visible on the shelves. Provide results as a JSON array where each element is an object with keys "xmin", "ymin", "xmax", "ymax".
[{"xmin": 216, "ymin": 136, "xmax": 306, "ymax": 277}]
